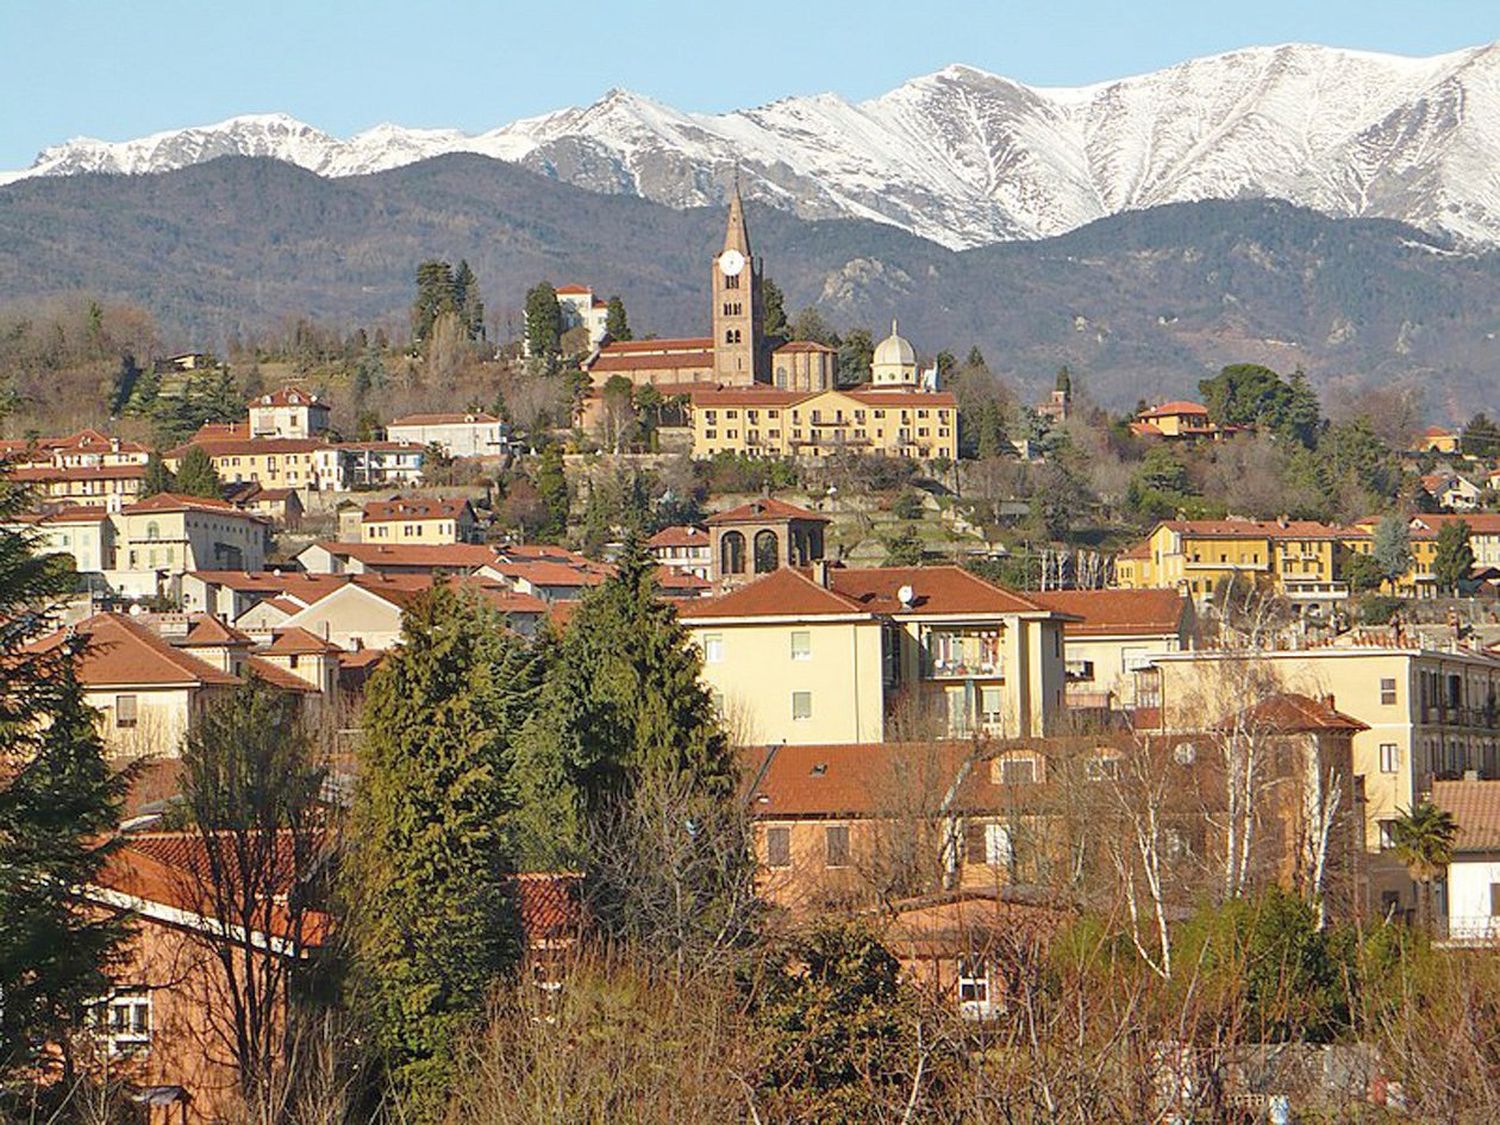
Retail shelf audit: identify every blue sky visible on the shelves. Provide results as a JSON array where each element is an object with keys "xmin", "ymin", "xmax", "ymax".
[{"xmin": 0, "ymin": 0, "xmax": 1493, "ymax": 170}]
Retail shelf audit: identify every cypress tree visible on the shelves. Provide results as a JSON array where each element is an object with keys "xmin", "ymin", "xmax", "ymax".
[
  {"xmin": 604, "ymin": 295, "xmax": 632, "ymax": 342},
  {"xmin": 524, "ymin": 282, "xmax": 562, "ymax": 363},
  {"xmin": 534, "ymin": 444, "xmax": 569, "ymax": 543},
  {"xmin": 346, "ymin": 588, "xmax": 540, "ymax": 1120}
]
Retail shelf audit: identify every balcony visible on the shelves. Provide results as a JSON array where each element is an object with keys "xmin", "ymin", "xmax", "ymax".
[{"xmin": 922, "ymin": 628, "xmax": 1003, "ymax": 680}]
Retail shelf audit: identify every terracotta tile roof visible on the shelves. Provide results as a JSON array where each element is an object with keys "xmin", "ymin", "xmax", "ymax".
[
  {"xmin": 827, "ymin": 565, "xmax": 1047, "ymax": 616},
  {"xmin": 842, "ymin": 388, "xmax": 958, "ymax": 408},
  {"xmin": 1407, "ymin": 514, "xmax": 1500, "ymax": 535},
  {"xmin": 258, "ymin": 597, "xmax": 305, "ymax": 618},
  {"xmin": 595, "ymin": 336, "xmax": 714, "ymax": 353},
  {"xmin": 509, "ymin": 872, "xmax": 584, "ymax": 945},
  {"xmin": 489, "ymin": 560, "xmax": 610, "ymax": 588},
  {"xmin": 1159, "ymin": 517, "xmax": 1347, "ymax": 540},
  {"xmin": 647, "ymin": 524, "xmax": 710, "ymax": 548},
  {"xmin": 1118, "ymin": 542, "xmax": 1152, "ymax": 560},
  {"xmin": 553, "ymin": 284, "xmax": 592, "ymax": 295},
  {"xmin": 742, "ymin": 741, "xmax": 977, "ymax": 818},
  {"xmin": 883, "ymin": 889, "xmax": 1072, "ymax": 954},
  {"xmin": 773, "ymin": 340, "xmax": 838, "ymax": 354},
  {"xmin": 656, "ymin": 568, "xmax": 711, "ymax": 593},
  {"xmin": 1140, "ymin": 400, "xmax": 1210, "ymax": 417},
  {"xmin": 336, "ymin": 441, "xmax": 425, "ymax": 453},
  {"xmin": 1423, "ymin": 425, "xmax": 1457, "ymax": 438},
  {"xmin": 588, "ymin": 351, "xmax": 716, "ymax": 374},
  {"xmin": 495, "ymin": 543, "xmax": 593, "ymax": 564},
  {"xmin": 180, "ymin": 616, "xmax": 253, "ymax": 647},
  {"xmin": 192, "ymin": 421, "xmax": 249, "ymax": 441},
  {"xmin": 124, "ymin": 492, "xmax": 242, "ymax": 515},
  {"xmin": 92, "ymin": 831, "xmax": 330, "ymax": 946},
  {"xmin": 48, "ymin": 429, "xmax": 148, "ymax": 454},
  {"xmin": 171, "ymin": 436, "xmax": 332, "ymax": 458},
  {"xmin": 1431, "ymin": 780, "xmax": 1500, "ymax": 851},
  {"xmin": 248, "ymin": 386, "xmax": 324, "ymax": 408},
  {"xmin": 338, "ymin": 649, "xmax": 385, "ymax": 671},
  {"xmin": 246, "ymin": 487, "xmax": 297, "ymax": 503},
  {"xmin": 5, "ymin": 464, "xmax": 146, "ymax": 482},
  {"xmin": 28, "ymin": 613, "xmax": 238, "ymax": 688},
  {"xmin": 1228, "ymin": 692, "xmax": 1369, "ymax": 734},
  {"xmin": 19, "ymin": 505, "xmax": 112, "ymax": 525},
  {"xmin": 360, "ymin": 495, "xmax": 472, "ymax": 523},
  {"xmin": 246, "ymin": 656, "xmax": 320, "ymax": 693},
  {"xmin": 187, "ymin": 570, "xmax": 353, "ymax": 600},
  {"xmin": 1031, "ymin": 588, "xmax": 1189, "ymax": 636},
  {"xmin": 706, "ymin": 497, "xmax": 828, "ymax": 525},
  {"xmin": 309, "ymin": 541, "xmax": 498, "ymax": 569},
  {"xmin": 546, "ymin": 600, "xmax": 579, "ymax": 631},
  {"xmin": 678, "ymin": 567, "xmax": 867, "ymax": 620},
  {"xmin": 264, "ymin": 627, "xmax": 342, "ymax": 655},
  {"xmin": 689, "ymin": 387, "xmax": 808, "ymax": 408}
]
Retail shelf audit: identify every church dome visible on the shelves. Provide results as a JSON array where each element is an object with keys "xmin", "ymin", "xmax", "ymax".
[{"xmin": 873, "ymin": 320, "xmax": 916, "ymax": 368}]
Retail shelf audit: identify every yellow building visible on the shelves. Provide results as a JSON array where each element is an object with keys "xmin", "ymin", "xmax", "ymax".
[
  {"xmin": 691, "ymin": 386, "xmax": 958, "ymax": 461},
  {"xmin": 358, "ymin": 495, "xmax": 479, "ymax": 545},
  {"xmin": 1342, "ymin": 516, "xmax": 1449, "ymax": 598},
  {"xmin": 678, "ymin": 564, "xmax": 1069, "ymax": 746},
  {"xmin": 1115, "ymin": 518, "xmax": 1348, "ymax": 606},
  {"xmin": 113, "ymin": 493, "xmax": 271, "ymax": 577},
  {"xmin": 166, "ymin": 437, "xmax": 342, "ymax": 492}
]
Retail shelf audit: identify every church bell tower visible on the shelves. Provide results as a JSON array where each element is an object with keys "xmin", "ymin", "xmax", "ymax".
[{"xmin": 711, "ymin": 183, "xmax": 765, "ymax": 385}]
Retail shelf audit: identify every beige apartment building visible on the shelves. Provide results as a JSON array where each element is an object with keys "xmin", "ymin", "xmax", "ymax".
[
  {"xmin": 1152, "ymin": 637, "xmax": 1500, "ymax": 913},
  {"xmin": 358, "ymin": 495, "xmax": 479, "ymax": 544},
  {"xmin": 166, "ymin": 436, "xmax": 342, "ymax": 492},
  {"xmin": 1, "ymin": 505, "xmax": 116, "ymax": 573},
  {"xmin": 247, "ymin": 385, "xmax": 331, "ymax": 438},
  {"xmin": 113, "ymin": 493, "xmax": 270, "ymax": 577},
  {"xmin": 679, "ymin": 564, "xmax": 1070, "ymax": 746}
]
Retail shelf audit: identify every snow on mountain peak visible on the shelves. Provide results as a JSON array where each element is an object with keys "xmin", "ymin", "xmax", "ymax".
[{"xmin": 7, "ymin": 43, "xmax": 1500, "ymax": 248}]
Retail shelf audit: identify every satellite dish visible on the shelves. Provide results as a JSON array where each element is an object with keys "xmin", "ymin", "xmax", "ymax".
[
  {"xmin": 1173, "ymin": 741, "xmax": 1197, "ymax": 766},
  {"xmin": 897, "ymin": 584, "xmax": 915, "ymax": 608}
]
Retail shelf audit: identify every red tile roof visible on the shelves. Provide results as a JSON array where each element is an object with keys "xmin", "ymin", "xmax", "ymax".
[
  {"xmin": 180, "ymin": 616, "xmax": 253, "ymax": 647},
  {"xmin": 489, "ymin": 560, "xmax": 610, "ymax": 588},
  {"xmin": 588, "ymin": 350, "xmax": 716, "ymax": 374},
  {"xmin": 1140, "ymin": 401, "xmax": 1210, "ymax": 418},
  {"xmin": 596, "ymin": 336, "xmax": 714, "ymax": 353},
  {"xmin": 1229, "ymin": 692, "xmax": 1369, "ymax": 734},
  {"xmin": 827, "ymin": 565, "xmax": 1047, "ymax": 616},
  {"xmin": 1158, "ymin": 517, "xmax": 1348, "ymax": 540},
  {"xmin": 773, "ymin": 340, "xmax": 838, "ymax": 354},
  {"xmin": 1432, "ymin": 780, "xmax": 1500, "ymax": 851},
  {"xmin": 510, "ymin": 872, "xmax": 584, "ymax": 945},
  {"xmin": 28, "ymin": 613, "xmax": 239, "ymax": 688},
  {"xmin": 264, "ymin": 627, "xmax": 342, "ymax": 655},
  {"xmin": 1030, "ymin": 588, "xmax": 1189, "ymax": 636},
  {"xmin": 310, "ymin": 541, "xmax": 498, "ymax": 568},
  {"xmin": 124, "ymin": 492, "xmax": 242, "ymax": 514},
  {"xmin": 706, "ymin": 497, "xmax": 828, "ymax": 525},
  {"xmin": 246, "ymin": 656, "xmax": 320, "ymax": 693},
  {"xmin": 554, "ymin": 284, "xmax": 592, "ymax": 295},
  {"xmin": 842, "ymin": 388, "xmax": 958, "ymax": 408},
  {"xmin": 742, "ymin": 741, "xmax": 975, "ymax": 818},
  {"xmin": 689, "ymin": 387, "xmax": 808, "ymax": 408},
  {"xmin": 360, "ymin": 495, "xmax": 472, "ymax": 523},
  {"xmin": 172, "ymin": 436, "xmax": 331, "ymax": 457},
  {"xmin": 248, "ymin": 386, "xmax": 325, "ymax": 408},
  {"xmin": 677, "ymin": 567, "xmax": 867, "ymax": 620},
  {"xmin": 5, "ymin": 464, "xmax": 147, "ymax": 483},
  {"xmin": 647, "ymin": 524, "xmax": 710, "ymax": 548}
]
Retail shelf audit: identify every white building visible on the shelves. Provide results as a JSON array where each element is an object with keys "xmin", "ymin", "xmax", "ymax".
[
  {"xmin": 556, "ymin": 285, "xmax": 611, "ymax": 349},
  {"xmin": 248, "ymin": 387, "xmax": 331, "ymax": 439},
  {"xmin": 1433, "ymin": 779, "xmax": 1500, "ymax": 944},
  {"xmin": 386, "ymin": 412, "xmax": 507, "ymax": 459}
]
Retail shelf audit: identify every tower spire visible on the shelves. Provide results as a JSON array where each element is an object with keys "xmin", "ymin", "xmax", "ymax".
[{"xmin": 723, "ymin": 175, "xmax": 751, "ymax": 257}]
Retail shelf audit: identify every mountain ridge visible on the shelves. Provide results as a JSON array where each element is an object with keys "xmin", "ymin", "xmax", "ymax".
[
  {"xmin": 7, "ymin": 42, "xmax": 1500, "ymax": 249},
  {"xmin": 3, "ymin": 152, "xmax": 1499, "ymax": 416}
]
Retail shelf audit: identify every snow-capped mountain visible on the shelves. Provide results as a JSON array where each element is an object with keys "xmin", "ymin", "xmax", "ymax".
[{"xmin": 8, "ymin": 42, "xmax": 1500, "ymax": 249}]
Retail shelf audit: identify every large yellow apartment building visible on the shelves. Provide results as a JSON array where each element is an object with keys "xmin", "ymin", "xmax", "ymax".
[
  {"xmin": 690, "ymin": 386, "xmax": 958, "ymax": 461},
  {"xmin": 1116, "ymin": 518, "xmax": 1348, "ymax": 605}
]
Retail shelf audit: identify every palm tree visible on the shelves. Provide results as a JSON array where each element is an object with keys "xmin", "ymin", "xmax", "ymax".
[{"xmin": 1390, "ymin": 800, "xmax": 1458, "ymax": 933}]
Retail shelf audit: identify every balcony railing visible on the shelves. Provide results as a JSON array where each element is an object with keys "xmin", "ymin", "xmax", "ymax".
[{"xmin": 1435, "ymin": 916, "xmax": 1500, "ymax": 946}]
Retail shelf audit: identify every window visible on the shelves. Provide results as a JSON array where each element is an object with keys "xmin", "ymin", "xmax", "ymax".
[
  {"xmin": 1378, "ymin": 820, "xmax": 1398, "ymax": 851},
  {"xmin": 94, "ymin": 988, "xmax": 151, "ymax": 1055},
  {"xmin": 979, "ymin": 686, "xmax": 1003, "ymax": 726},
  {"xmin": 720, "ymin": 531, "xmax": 746, "ymax": 575},
  {"xmin": 700, "ymin": 634, "xmax": 724, "ymax": 664},
  {"xmin": 790, "ymin": 630, "xmax": 811, "ymax": 661},
  {"xmin": 115, "ymin": 695, "xmax": 138, "ymax": 729},
  {"xmin": 754, "ymin": 529, "xmax": 780, "ymax": 574},
  {"xmin": 998, "ymin": 756, "xmax": 1037, "ymax": 786},
  {"xmin": 766, "ymin": 826, "xmax": 791, "ymax": 868},
  {"xmin": 1381, "ymin": 677, "xmax": 1398, "ymax": 706},
  {"xmin": 984, "ymin": 823, "xmax": 1013, "ymax": 867},
  {"xmin": 1380, "ymin": 743, "xmax": 1399, "ymax": 774},
  {"xmin": 792, "ymin": 691, "xmax": 813, "ymax": 720},
  {"xmin": 957, "ymin": 957, "xmax": 991, "ymax": 1019},
  {"xmin": 825, "ymin": 825, "xmax": 849, "ymax": 867},
  {"xmin": 1086, "ymin": 755, "xmax": 1121, "ymax": 781}
]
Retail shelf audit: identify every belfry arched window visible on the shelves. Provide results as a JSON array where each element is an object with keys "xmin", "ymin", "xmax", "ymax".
[
  {"xmin": 720, "ymin": 531, "xmax": 746, "ymax": 575},
  {"xmin": 754, "ymin": 529, "xmax": 780, "ymax": 574}
]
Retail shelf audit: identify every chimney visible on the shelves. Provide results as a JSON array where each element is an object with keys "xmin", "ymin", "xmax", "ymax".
[
  {"xmin": 1278, "ymin": 514, "xmax": 1289, "ymax": 529},
  {"xmin": 811, "ymin": 559, "xmax": 831, "ymax": 588},
  {"xmin": 1322, "ymin": 693, "xmax": 1336, "ymax": 711}
]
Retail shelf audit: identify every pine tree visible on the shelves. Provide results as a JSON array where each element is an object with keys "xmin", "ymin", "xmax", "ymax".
[
  {"xmin": 140, "ymin": 451, "xmax": 175, "ymax": 497},
  {"xmin": 1372, "ymin": 515, "xmax": 1413, "ymax": 590},
  {"xmin": 605, "ymin": 295, "xmax": 632, "ymax": 342},
  {"xmin": 347, "ymin": 588, "xmax": 541, "ymax": 1120},
  {"xmin": 452, "ymin": 260, "xmax": 485, "ymax": 341},
  {"xmin": 1433, "ymin": 519, "xmax": 1476, "ymax": 595},
  {"xmin": 534, "ymin": 444, "xmax": 569, "ymax": 543},
  {"xmin": 174, "ymin": 445, "xmax": 223, "ymax": 499},
  {"xmin": 524, "ymin": 282, "xmax": 562, "ymax": 364},
  {"xmin": 412, "ymin": 260, "xmax": 456, "ymax": 344},
  {"xmin": 760, "ymin": 277, "xmax": 787, "ymax": 340},
  {"xmin": 0, "ymin": 484, "xmax": 129, "ymax": 1086}
]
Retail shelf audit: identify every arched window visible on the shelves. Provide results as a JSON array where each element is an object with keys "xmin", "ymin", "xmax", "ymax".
[
  {"xmin": 776, "ymin": 366, "xmax": 788, "ymax": 390},
  {"xmin": 145, "ymin": 521, "xmax": 160, "ymax": 541},
  {"xmin": 754, "ymin": 529, "xmax": 780, "ymax": 574},
  {"xmin": 720, "ymin": 531, "xmax": 746, "ymax": 575}
]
